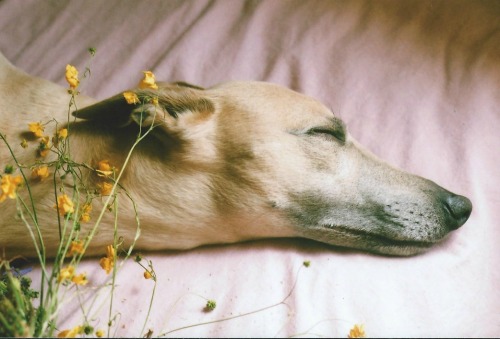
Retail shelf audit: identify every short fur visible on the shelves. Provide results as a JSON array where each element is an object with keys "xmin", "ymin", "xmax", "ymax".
[{"xmin": 0, "ymin": 53, "xmax": 471, "ymax": 257}]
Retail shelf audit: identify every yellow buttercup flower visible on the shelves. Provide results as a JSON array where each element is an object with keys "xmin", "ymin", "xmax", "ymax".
[
  {"xmin": 55, "ymin": 194, "xmax": 74, "ymax": 216},
  {"xmin": 38, "ymin": 136, "xmax": 51, "ymax": 157},
  {"xmin": 348, "ymin": 324, "xmax": 366, "ymax": 338},
  {"xmin": 65, "ymin": 64, "xmax": 80, "ymax": 89},
  {"xmin": 28, "ymin": 122, "xmax": 44, "ymax": 138},
  {"xmin": 71, "ymin": 273, "xmax": 88, "ymax": 286},
  {"xmin": 57, "ymin": 264, "xmax": 87, "ymax": 285},
  {"xmin": 138, "ymin": 71, "xmax": 158, "ymax": 90},
  {"xmin": 95, "ymin": 329, "xmax": 104, "ymax": 338},
  {"xmin": 53, "ymin": 128, "xmax": 68, "ymax": 146},
  {"xmin": 80, "ymin": 213, "xmax": 90, "ymax": 223},
  {"xmin": 67, "ymin": 240, "xmax": 85, "ymax": 257},
  {"xmin": 57, "ymin": 265, "xmax": 75, "ymax": 283},
  {"xmin": 79, "ymin": 204, "xmax": 92, "ymax": 223},
  {"xmin": 123, "ymin": 91, "xmax": 139, "ymax": 104},
  {"xmin": 31, "ymin": 166, "xmax": 50, "ymax": 181},
  {"xmin": 99, "ymin": 245, "xmax": 116, "ymax": 274},
  {"xmin": 58, "ymin": 128, "xmax": 68, "ymax": 139},
  {"xmin": 97, "ymin": 181, "xmax": 113, "ymax": 196},
  {"xmin": 96, "ymin": 160, "xmax": 115, "ymax": 177},
  {"xmin": 0, "ymin": 174, "xmax": 23, "ymax": 202},
  {"xmin": 99, "ymin": 257, "xmax": 113, "ymax": 275},
  {"xmin": 57, "ymin": 325, "xmax": 83, "ymax": 338}
]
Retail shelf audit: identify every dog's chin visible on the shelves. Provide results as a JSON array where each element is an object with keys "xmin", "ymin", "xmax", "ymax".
[
  {"xmin": 365, "ymin": 242, "xmax": 434, "ymax": 256},
  {"xmin": 306, "ymin": 224, "xmax": 438, "ymax": 256}
]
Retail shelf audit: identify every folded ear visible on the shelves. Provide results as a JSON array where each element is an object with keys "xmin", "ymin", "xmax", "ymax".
[{"xmin": 73, "ymin": 84, "xmax": 214, "ymax": 136}]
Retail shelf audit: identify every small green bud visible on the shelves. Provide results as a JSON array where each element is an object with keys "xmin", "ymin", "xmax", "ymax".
[
  {"xmin": 4, "ymin": 165, "xmax": 14, "ymax": 174},
  {"xmin": 205, "ymin": 299, "xmax": 216, "ymax": 311},
  {"xmin": 83, "ymin": 325, "xmax": 94, "ymax": 335}
]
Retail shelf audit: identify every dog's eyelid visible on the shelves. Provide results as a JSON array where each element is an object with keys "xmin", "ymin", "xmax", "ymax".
[
  {"xmin": 308, "ymin": 127, "xmax": 346, "ymax": 142},
  {"xmin": 307, "ymin": 119, "xmax": 347, "ymax": 143}
]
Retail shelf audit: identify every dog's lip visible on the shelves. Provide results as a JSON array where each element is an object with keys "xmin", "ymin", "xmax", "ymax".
[{"xmin": 321, "ymin": 224, "xmax": 436, "ymax": 249}]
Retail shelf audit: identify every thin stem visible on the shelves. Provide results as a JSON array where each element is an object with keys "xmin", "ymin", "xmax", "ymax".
[
  {"xmin": 107, "ymin": 194, "xmax": 119, "ymax": 337},
  {"xmin": 80, "ymin": 123, "xmax": 153, "ymax": 256},
  {"xmin": 159, "ymin": 266, "xmax": 305, "ymax": 337},
  {"xmin": 0, "ymin": 133, "xmax": 47, "ymax": 313},
  {"xmin": 140, "ymin": 274, "xmax": 157, "ymax": 336}
]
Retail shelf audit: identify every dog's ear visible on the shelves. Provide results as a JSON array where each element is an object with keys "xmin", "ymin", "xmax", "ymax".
[{"xmin": 73, "ymin": 84, "xmax": 214, "ymax": 135}]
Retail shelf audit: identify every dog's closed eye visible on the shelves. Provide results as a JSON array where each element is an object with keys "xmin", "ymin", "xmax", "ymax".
[{"xmin": 306, "ymin": 118, "xmax": 346, "ymax": 144}]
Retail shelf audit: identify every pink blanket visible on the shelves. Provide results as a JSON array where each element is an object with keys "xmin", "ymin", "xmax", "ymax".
[{"xmin": 0, "ymin": 0, "xmax": 499, "ymax": 337}]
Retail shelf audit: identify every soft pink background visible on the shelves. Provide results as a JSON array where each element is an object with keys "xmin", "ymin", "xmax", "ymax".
[{"xmin": 1, "ymin": 0, "xmax": 499, "ymax": 337}]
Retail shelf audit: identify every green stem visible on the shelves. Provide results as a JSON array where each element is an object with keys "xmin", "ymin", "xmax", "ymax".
[
  {"xmin": 107, "ymin": 194, "xmax": 119, "ymax": 337},
  {"xmin": 159, "ymin": 266, "xmax": 304, "ymax": 337},
  {"xmin": 0, "ymin": 133, "xmax": 47, "ymax": 309},
  {"xmin": 140, "ymin": 267, "xmax": 157, "ymax": 336}
]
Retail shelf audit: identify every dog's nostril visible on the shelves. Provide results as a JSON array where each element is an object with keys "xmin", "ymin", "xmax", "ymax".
[{"xmin": 444, "ymin": 194, "xmax": 472, "ymax": 230}]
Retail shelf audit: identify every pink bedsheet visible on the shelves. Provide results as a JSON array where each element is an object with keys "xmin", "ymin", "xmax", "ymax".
[{"xmin": 0, "ymin": 0, "xmax": 499, "ymax": 337}]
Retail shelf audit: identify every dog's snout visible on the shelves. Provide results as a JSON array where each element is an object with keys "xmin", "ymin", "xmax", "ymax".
[{"xmin": 443, "ymin": 193, "xmax": 472, "ymax": 230}]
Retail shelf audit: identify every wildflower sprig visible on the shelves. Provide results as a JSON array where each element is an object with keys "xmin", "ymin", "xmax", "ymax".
[
  {"xmin": 0, "ymin": 48, "xmax": 161, "ymax": 337},
  {"xmin": 134, "ymin": 254, "xmax": 158, "ymax": 337},
  {"xmin": 135, "ymin": 255, "xmax": 157, "ymax": 282}
]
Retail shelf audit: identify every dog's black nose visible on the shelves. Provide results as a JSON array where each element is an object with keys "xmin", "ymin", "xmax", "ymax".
[{"xmin": 444, "ymin": 193, "xmax": 472, "ymax": 230}]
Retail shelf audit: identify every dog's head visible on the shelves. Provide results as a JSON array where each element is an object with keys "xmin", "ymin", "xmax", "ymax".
[{"xmin": 74, "ymin": 81, "xmax": 472, "ymax": 256}]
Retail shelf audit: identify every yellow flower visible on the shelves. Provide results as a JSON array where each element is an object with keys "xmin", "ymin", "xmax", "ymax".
[
  {"xmin": 55, "ymin": 194, "xmax": 74, "ymax": 216},
  {"xmin": 97, "ymin": 181, "xmax": 113, "ymax": 196},
  {"xmin": 96, "ymin": 160, "xmax": 115, "ymax": 177},
  {"xmin": 38, "ymin": 136, "xmax": 51, "ymax": 157},
  {"xmin": 20, "ymin": 139, "xmax": 28, "ymax": 148},
  {"xmin": 138, "ymin": 71, "xmax": 158, "ymax": 90},
  {"xmin": 58, "ymin": 128, "xmax": 68, "ymax": 140},
  {"xmin": 52, "ymin": 128, "xmax": 68, "ymax": 146},
  {"xmin": 348, "ymin": 324, "xmax": 366, "ymax": 338},
  {"xmin": 28, "ymin": 122, "xmax": 44, "ymax": 138},
  {"xmin": 67, "ymin": 240, "xmax": 85, "ymax": 257},
  {"xmin": 99, "ymin": 245, "xmax": 116, "ymax": 274},
  {"xmin": 151, "ymin": 97, "xmax": 159, "ymax": 105},
  {"xmin": 95, "ymin": 329, "xmax": 104, "ymax": 338},
  {"xmin": 144, "ymin": 270, "xmax": 152, "ymax": 279},
  {"xmin": 123, "ymin": 91, "xmax": 140, "ymax": 104},
  {"xmin": 65, "ymin": 64, "xmax": 80, "ymax": 89},
  {"xmin": 71, "ymin": 273, "xmax": 88, "ymax": 286},
  {"xmin": 79, "ymin": 204, "xmax": 92, "ymax": 223},
  {"xmin": 80, "ymin": 213, "xmax": 91, "ymax": 223},
  {"xmin": 31, "ymin": 166, "xmax": 50, "ymax": 181},
  {"xmin": 57, "ymin": 265, "xmax": 75, "ymax": 283},
  {"xmin": 0, "ymin": 174, "xmax": 23, "ymax": 202},
  {"xmin": 57, "ymin": 325, "xmax": 83, "ymax": 338},
  {"xmin": 57, "ymin": 265, "xmax": 87, "ymax": 285},
  {"xmin": 99, "ymin": 257, "xmax": 113, "ymax": 275}
]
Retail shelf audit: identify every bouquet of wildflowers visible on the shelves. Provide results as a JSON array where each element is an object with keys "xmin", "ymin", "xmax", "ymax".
[{"xmin": 0, "ymin": 49, "xmax": 158, "ymax": 337}]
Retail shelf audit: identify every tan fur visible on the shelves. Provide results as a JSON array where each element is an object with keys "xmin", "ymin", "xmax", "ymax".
[{"xmin": 0, "ymin": 53, "xmax": 471, "ymax": 257}]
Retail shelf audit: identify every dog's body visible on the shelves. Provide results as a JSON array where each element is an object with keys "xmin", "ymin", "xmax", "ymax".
[{"xmin": 0, "ymin": 52, "xmax": 472, "ymax": 257}]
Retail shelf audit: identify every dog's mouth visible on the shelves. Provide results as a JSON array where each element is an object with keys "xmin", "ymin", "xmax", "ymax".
[{"xmin": 318, "ymin": 224, "xmax": 437, "ymax": 256}]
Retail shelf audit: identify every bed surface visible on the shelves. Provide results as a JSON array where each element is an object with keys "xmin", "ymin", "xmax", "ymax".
[{"xmin": 0, "ymin": 0, "xmax": 499, "ymax": 337}]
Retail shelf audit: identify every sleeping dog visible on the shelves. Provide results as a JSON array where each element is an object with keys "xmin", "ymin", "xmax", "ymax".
[{"xmin": 0, "ymin": 52, "xmax": 472, "ymax": 257}]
